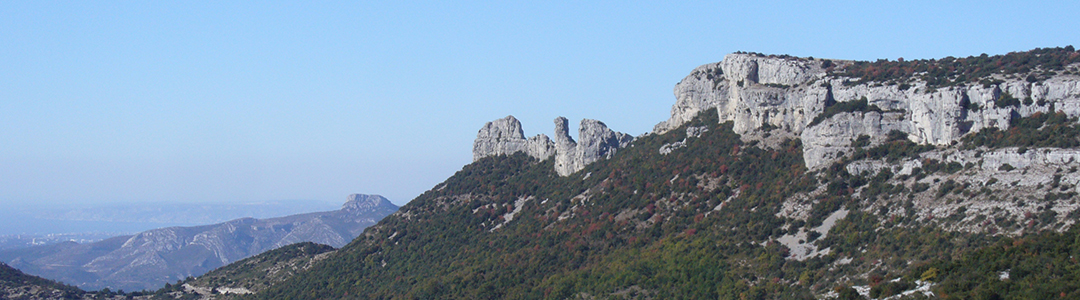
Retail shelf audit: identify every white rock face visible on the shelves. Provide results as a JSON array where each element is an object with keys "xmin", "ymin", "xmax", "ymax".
[
  {"xmin": 553, "ymin": 117, "xmax": 634, "ymax": 176},
  {"xmin": 472, "ymin": 115, "xmax": 556, "ymax": 162},
  {"xmin": 475, "ymin": 53, "xmax": 1080, "ymax": 177},
  {"xmin": 721, "ymin": 53, "xmax": 822, "ymax": 85},
  {"xmin": 659, "ymin": 126, "xmax": 709, "ymax": 155},
  {"xmin": 656, "ymin": 53, "xmax": 1080, "ymax": 169},
  {"xmin": 653, "ymin": 62, "xmax": 728, "ymax": 134},
  {"xmin": 837, "ymin": 145, "xmax": 1080, "ymax": 235},
  {"xmin": 801, "ymin": 111, "xmax": 910, "ymax": 168},
  {"xmin": 473, "ymin": 116, "xmax": 633, "ymax": 176}
]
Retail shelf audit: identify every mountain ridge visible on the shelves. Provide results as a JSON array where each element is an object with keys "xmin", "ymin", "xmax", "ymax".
[{"xmin": 0, "ymin": 194, "xmax": 397, "ymax": 292}]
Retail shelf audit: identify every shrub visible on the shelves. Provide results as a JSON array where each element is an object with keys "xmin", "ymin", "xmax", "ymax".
[
  {"xmin": 994, "ymin": 92, "xmax": 1021, "ymax": 108},
  {"xmin": 961, "ymin": 111, "xmax": 1080, "ymax": 150},
  {"xmin": 808, "ymin": 97, "xmax": 883, "ymax": 127},
  {"xmin": 830, "ymin": 47, "xmax": 1080, "ymax": 88}
]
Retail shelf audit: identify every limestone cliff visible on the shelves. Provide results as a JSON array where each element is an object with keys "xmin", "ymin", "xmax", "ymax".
[
  {"xmin": 649, "ymin": 49, "xmax": 1080, "ymax": 237},
  {"xmin": 474, "ymin": 116, "xmax": 633, "ymax": 176},
  {"xmin": 552, "ymin": 117, "xmax": 634, "ymax": 176},
  {"xmin": 655, "ymin": 52, "xmax": 1080, "ymax": 169},
  {"xmin": 471, "ymin": 49, "xmax": 1080, "ymax": 235},
  {"xmin": 472, "ymin": 116, "xmax": 555, "ymax": 162}
]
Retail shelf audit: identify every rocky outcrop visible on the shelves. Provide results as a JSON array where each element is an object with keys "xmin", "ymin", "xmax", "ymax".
[
  {"xmin": 0, "ymin": 194, "xmax": 398, "ymax": 292},
  {"xmin": 801, "ymin": 111, "xmax": 910, "ymax": 167},
  {"xmin": 474, "ymin": 116, "xmax": 633, "ymax": 176},
  {"xmin": 656, "ymin": 53, "xmax": 1080, "ymax": 169},
  {"xmin": 342, "ymin": 194, "xmax": 397, "ymax": 212},
  {"xmin": 553, "ymin": 117, "xmax": 634, "ymax": 176},
  {"xmin": 652, "ymin": 50, "xmax": 1080, "ymax": 236},
  {"xmin": 472, "ymin": 116, "xmax": 556, "ymax": 162},
  {"xmin": 659, "ymin": 126, "xmax": 709, "ymax": 155}
]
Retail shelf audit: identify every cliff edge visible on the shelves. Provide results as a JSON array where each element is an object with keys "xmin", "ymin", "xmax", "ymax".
[{"xmin": 656, "ymin": 50, "xmax": 1080, "ymax": 169}]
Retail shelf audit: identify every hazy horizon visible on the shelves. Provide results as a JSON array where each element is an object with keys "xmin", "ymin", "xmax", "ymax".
[{"xmin": 0, "ymin": 198, "xmax": 344, "ymax": 236}]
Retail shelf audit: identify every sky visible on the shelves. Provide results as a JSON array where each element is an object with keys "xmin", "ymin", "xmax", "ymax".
[{"xmin": 2, "ymin": 1, "xmax": 1078, "ymax": 208}]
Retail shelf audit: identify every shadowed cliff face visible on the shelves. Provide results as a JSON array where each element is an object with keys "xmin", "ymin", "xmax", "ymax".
[{"xmin": 0, "ymin": 194, "xmax": 398, "ymax": 292}]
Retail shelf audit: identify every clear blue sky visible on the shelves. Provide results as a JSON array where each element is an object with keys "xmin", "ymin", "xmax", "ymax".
[{"xmin": 2, "ymin": 1, "xmax": 1077, "ymax": 206}]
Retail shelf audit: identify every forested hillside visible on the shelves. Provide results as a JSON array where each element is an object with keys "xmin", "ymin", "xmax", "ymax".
[
  {"xmin": 244, "ymin": 102, "xmax": 1077, "ymax": 299},
  {"xmin": 257, "ymin": 110, "xmax": 836, "ymax": 298}
]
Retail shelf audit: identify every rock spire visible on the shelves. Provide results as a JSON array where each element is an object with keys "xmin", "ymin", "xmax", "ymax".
[
  {"xmin": 472, "ymin": 115, "xmax": 556, "ymax": 162},
  {"xmin": 473, "ymin": 116, "xmax": 634, "ymax": 176}
]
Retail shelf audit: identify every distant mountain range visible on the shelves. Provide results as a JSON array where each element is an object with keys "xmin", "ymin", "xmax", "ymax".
[
  {"xmin": 0, "ymin": 199, "xmax": 343, "ymax": 238},
  {"xmin": 0, "ymin": 194, "xmax": 397, "ymax": 292}
]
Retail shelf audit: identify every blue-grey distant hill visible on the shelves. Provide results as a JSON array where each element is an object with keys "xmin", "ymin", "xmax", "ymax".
[{"xmin": 0, "ymin": 194, "xmax": 397, "ymax": 292}]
